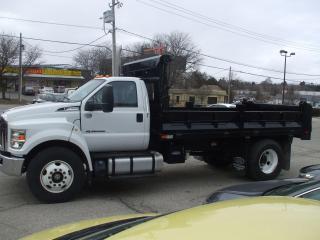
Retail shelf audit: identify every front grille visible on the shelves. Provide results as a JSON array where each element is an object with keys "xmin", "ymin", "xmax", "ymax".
[{"xmin": 0, "ymin": 117, "xmax": 8, "ymax": 151}]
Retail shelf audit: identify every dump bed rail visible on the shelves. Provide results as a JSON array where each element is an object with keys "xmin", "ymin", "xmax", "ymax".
[{"xmin": 160, "ymin": 102, "xmax": 312, "ymax": 140}]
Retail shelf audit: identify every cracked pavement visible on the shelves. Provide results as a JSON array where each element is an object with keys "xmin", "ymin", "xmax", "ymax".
[{"xmin": 0, "ymin": 110, "xmax": 319, "ymax": 239}]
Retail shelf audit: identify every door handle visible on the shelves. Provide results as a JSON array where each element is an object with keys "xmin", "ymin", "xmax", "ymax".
[
  {"xmin": 84, "ymin": 113, "xmax": 92, "ymax": 118},
  {"xmin": 136, "ymin": 113, "xmax": 143, "ymax": 122}
]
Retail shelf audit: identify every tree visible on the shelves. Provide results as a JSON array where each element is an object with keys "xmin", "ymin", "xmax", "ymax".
[
  {"xmin": 124, "ymin": 31, "xmax": 202, "ymax": 88},
  {"xmin": 185, "ymin": 70, "xmax": 207, "ymax": 88},
  {"xmin": 0, "ymin": 34, "xmax": 19, "ymax": 99},
  {"xmin": 255, "ymin": 86, "xmax": 264, "ymax": 102},
  {"xmin": 23, "ymin": 45, "xmax": 42, "ymax": 71},
  {"xmin": 153, "ymin": 31, "xmax": 202, "ymax": 72},
  {"xmin": 286, "ymin": 85, "xmax": 296, "ymax": 104},
  {"xmin": 73, "ymin": 44, "xmax": 112, "ymax": 78},
  {"xmin": 299, "ymin": 81, "xmax": 306, "ymax": 90},
  {"xmin": 21, "ymin": 45, "xmax": 43, "ymax": 89},
  {"xmin": 207, "ymin": 76, "xmax": 218, "ymax": 85}
]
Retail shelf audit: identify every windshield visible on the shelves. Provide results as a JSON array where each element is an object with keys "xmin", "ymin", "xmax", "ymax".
[
  {"xmin": 263, "ymin": 180, "xmax": 314, "ymax": 196},
  {"xmin": 68, "ymin": 79, "xmax": 105, "ymax": 102}
]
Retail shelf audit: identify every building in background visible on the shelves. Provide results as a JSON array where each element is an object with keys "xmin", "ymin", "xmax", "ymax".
[
  {"xmin": 169, "ymin": 85, "xmax": 227, "ymax": 107},
  {"xmin": 296, "ymin": 91, "xmax": 320, "ymax": 107},
  {"xmin": 4, "ymin": 64, "xmax": 91, "ymax": 93}
]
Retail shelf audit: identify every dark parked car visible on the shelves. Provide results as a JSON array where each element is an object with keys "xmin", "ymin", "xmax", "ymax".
[
  {"xmin": 300, "ymin": 164, "xmax": 320, "ymax": 179},
  {"xmin": 206, "ymin": 178, "xmax": 320, "ymax": 203}
]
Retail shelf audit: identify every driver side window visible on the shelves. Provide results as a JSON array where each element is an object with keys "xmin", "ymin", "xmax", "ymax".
[{"xmin": 86, "ymin": 81, "xmax": 138, "ymax": 111}]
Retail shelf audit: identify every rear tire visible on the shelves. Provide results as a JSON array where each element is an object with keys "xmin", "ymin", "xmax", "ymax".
[
  {"xmin": 27, "ymin": 147, "xmax": 86, "ymax": 203},
  {"xmin": 247, "ymin": 139, "xmax": 283, "ymax": 180}
]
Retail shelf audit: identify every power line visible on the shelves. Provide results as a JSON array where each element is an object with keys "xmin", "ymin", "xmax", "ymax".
[
  {"xmin": 42, "ymin": 54, "xmax": 74, "ymax": 59},
  {"xmin": 117, "ymin": 28, "xmax": 320, "ymax": 77},
  {"xmin": 0, "ymin": 33, "xmax": 111, "ymax": 51},
  {"xmin": 149, "ymin": 0, "xmax": 320, "ymax": 50},
  {"xmin": 2, "ymin": 32, "xmax": 320, "ymax": 80},
  {"xmin": 0, "ymin": 16, "xmax": 101, "ymax": 30},
  {"xmin": 138, "ymin": 0, "xmax": 320, "ymax": 53},
  {"xmin": 23, "ymin": 40, "xmax": 73, "ymax": 59},
  {"xmin": 2, "ymin": 12, "xmax": 320, "ymax": 52},
  {"xmin": 198, "ymin": 63, "xmax": 318, "ymax": 83},
  {"xmin": 2, "ymin": 15, "xmax": 319, "ymax": 75},
  {"xmin": 43, "ymin": 34, "xmax": 107, "ymax": 53}
]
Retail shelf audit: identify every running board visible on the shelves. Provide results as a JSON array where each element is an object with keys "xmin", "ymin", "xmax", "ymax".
[{"xmin": 92, "ymin": 151, "xmax": 163, "ymax": 178}]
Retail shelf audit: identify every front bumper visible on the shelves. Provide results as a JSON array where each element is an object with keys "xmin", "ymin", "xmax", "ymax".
[{"xmin": 0, "ymin": 153, "xmax": 24, "ymax": 176}]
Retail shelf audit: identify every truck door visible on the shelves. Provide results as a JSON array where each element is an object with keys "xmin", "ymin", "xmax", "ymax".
[{"xmin": 81, "ymin": 80, "xmax": 149, "ymax": 152}]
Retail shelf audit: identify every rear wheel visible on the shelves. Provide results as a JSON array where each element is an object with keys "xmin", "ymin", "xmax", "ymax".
[
  {"xmin": 247, "ymin": 139, "xmax": 283, "ymax": 180},
  {"xmin": 27, "ymin": 147, "xmax": 86, "ymax": 203}
]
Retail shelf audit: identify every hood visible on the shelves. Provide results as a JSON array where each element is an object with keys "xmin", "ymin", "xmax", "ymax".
[
  {"xmin": 206, "ymin": 178, "xmax": 307, "ymax": 203},
  {"xmin": 2, "ymin": 102, "xmax": 81, "ymax": 122},
  {"xmin": 20, "ymin": 214, "xmax": 152, "ymax": 240},
  {"xmin": 20, "ymin": 197, "xmax": 320, "ymax": 240}
]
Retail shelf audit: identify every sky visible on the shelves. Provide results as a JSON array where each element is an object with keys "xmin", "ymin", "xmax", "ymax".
[{"xmin": 0, "ymin": 0, "xmax": 320, "ymax": 84}]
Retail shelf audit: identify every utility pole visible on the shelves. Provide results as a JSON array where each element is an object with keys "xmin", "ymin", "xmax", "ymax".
[
  {"xmin": 228, "ymin": 66, "xmax": 232, "ymax": 103},
  {"xmin": 111, "ymin": 0, "xmax": 117, "ymax": 76},
  {"xmin": 18, "ymin": 33, "xmax": 23, "ymax": 103},
  {"xmin": 103, "ymin": 1, "xmax": 122, "ymax": 76}
]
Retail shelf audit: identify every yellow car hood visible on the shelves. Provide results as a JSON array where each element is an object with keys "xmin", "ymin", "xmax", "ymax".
[
  {"xmin": 22, "ymin": 197, "xmax": 320, "ymax": 240},
  {"xmin": 20, "ymin": 214, "xmax": 154, "ymax": 240}
]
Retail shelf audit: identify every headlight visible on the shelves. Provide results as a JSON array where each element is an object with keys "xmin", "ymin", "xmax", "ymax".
[{"xmin": 11, "ymin": 129, "xmax": 26, "ymax": 149}]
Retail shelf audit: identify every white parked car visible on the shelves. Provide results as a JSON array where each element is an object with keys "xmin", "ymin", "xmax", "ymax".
[
  {"xmin": 207, "ymin": 103, "xmax": 236, "ymax": 108},
  {"xmin": 64, "ymin": 87, "xmax": 77, "ymax": 96},
  {"xmin": 39, "ymin": 87, "xmax": 54, "ymax": 94}
]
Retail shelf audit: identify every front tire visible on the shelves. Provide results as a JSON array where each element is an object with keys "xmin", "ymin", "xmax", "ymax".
[
  {"xmin": 247, "ymin": 139, "xmax": 283, "ymax": 180},
  {"xmin": 27, "ymin": 147, "xmax": 86, "ymax": 203}
]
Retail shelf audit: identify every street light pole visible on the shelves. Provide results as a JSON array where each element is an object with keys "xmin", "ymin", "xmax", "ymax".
[
  {"xmin": 228, "ymin": 66, "xmax": 232, "ymax": 103},
  {"xmin": 280, "ymin": 50, "xmax": 295, "ymax": 104},
  {"xmin": 281, "ymin": 54, "xmax": 287, "ymax": 104}
]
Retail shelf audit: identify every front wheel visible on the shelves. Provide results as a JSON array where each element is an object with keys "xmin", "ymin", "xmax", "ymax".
[
  {"xmin": 27, "ymin": 147, "xmax": 86, "ymax": 203},
  {"xmin": 247, "ymin": 139, "xmax": 283, "ymax": 180}
]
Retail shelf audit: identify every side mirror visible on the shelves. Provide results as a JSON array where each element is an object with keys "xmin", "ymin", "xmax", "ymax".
[
  {"xmin": 101, "ymin": 84, "xmax": 114, "ymax": 112},
  {"xmin": 85, "ymin": 100, "xmax": 95, "ymax": 111}
]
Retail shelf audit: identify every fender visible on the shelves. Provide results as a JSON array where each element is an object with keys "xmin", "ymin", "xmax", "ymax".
[
  {"xmin": 9, "ymin": 118, "xmax": 93, "ymax": 172},
  {"xmin": 68, "ymin": 126, "xmax": 93, "ymax": 171},
  {"xmin": 9, "ymin": 118, "xmax": 74, "ymax": 157}
]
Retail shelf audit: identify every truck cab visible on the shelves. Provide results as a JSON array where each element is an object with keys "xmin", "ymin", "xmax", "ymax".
[{"xmin": 78, "ymin": 77, "xmax": 150, "ymax": 152}]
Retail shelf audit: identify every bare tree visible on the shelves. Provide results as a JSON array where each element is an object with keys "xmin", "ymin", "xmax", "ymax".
[
  {"xmin": 23, "ymin": 45, "xmax": 42, "ymax": 71},
  {"xmin": 122, "ymin": 41, "xmax": 152, "ymax": 60},
  {"xmin": 0, "ymin": 34, "xmax": 19, "ymax": 99},
  {"xmin": 153, "ymin": 31, "xmax": 202, "ymax": 71},
  {"xmin": 286, "ymin": 85, "xmax": 297, "ymax": 105},
  {"xmin": 73, "ymin": 44, "xmax": 112, "ymax": 78}
]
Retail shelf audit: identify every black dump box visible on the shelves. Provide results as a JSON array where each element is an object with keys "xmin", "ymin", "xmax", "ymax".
[{"xmin": 122, "ymin": 55, "xmax": 312, "ymax": 141}]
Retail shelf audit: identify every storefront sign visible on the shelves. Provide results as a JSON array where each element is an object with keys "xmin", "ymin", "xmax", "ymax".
[{"xmin": 4, "ymin": 67, "xmax": 82, "ymax": 77}]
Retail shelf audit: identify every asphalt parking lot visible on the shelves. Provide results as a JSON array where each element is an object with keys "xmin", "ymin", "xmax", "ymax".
[{"xmin": 0, "ymin": 104, "xmax": 319, "ymax": 239}]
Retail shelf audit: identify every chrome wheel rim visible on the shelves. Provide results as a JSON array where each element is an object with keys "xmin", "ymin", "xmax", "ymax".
[
  {"xmin": 259, "ymin": 149, "xmax": 278, "ymax": 174},
  {"xmin": 40, "ymin": 160, "xmax": 74, "ymax": 193}
]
